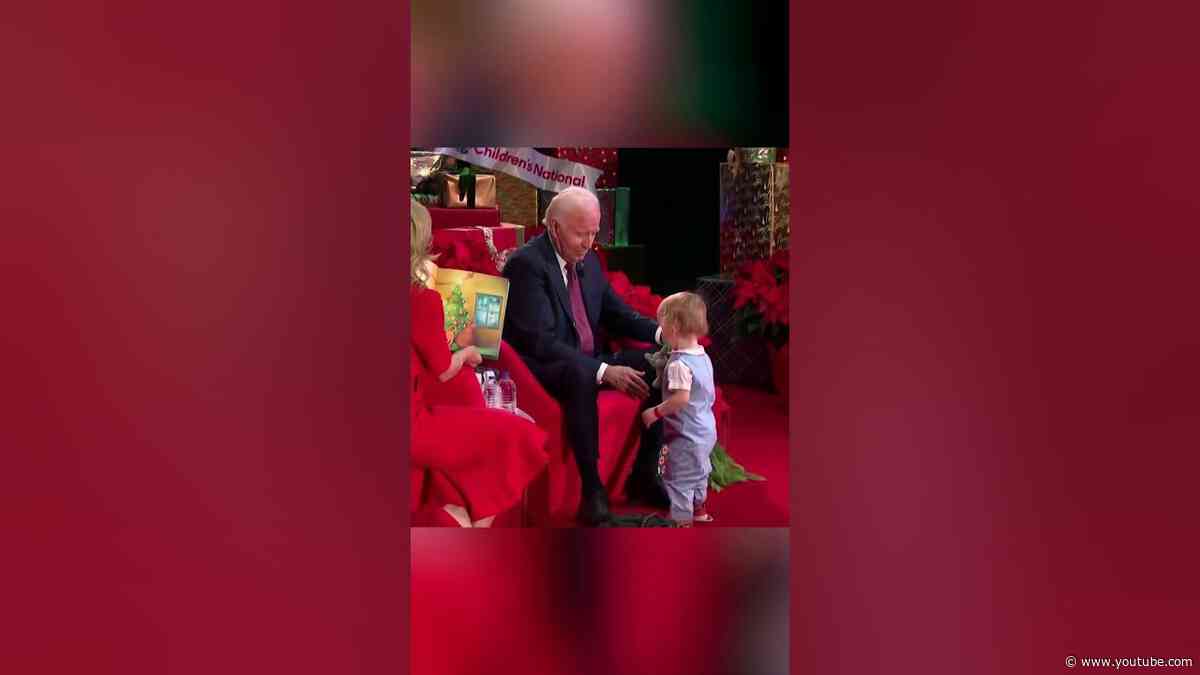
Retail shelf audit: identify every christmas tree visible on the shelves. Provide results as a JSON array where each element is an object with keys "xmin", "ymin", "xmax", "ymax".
[{"xmin": 443, "ymin": 284, "xmax": 470, "ymax": 349}]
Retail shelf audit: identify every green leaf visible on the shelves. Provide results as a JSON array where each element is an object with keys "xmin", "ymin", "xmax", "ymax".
[{"xmin": 708, "ymin": 443, "xmax": 765, "ymax": 492}]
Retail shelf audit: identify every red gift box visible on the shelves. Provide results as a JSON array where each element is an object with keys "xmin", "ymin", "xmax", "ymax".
[
  {"xmin": 427, "ymin": 206, "xmax": 501, "ymax": 230},
  {"xmin": 431, "ymin": 224, "xmax": 526, "ymax": 276}
]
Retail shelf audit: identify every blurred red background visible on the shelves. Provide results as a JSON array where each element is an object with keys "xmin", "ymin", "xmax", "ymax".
[
  {"xmin": 2, "ymin": 2, "xmax": 410, "ymax": 672},
  {"xmin": 793, "ymin": 1, "xmax": 1200, "ymax": 673},
  {"xmin": 410, "ymin": 530, "xmax": 788, "ymax": 675}
]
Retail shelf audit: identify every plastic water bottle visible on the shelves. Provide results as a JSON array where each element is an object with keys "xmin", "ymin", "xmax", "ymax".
[
  {"xmin": 498, "ymin": 371, "xmax": 517, "ymax": 413},
  {"xmin": 482, "ymin": 369, "xmax": 501, "ymax": 409}
]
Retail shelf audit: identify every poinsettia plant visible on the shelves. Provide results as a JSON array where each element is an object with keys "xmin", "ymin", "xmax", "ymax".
[
  {"xmin": 732, "ymin": 249, "xmax": 789, "ymax": 350},
  {"xmin": 607, "ymin": 270, "xmax": 712, "ymax": 348},
  {"xmin": 607, "ymin": 271, "xmax": 661, "ymax": 319}
]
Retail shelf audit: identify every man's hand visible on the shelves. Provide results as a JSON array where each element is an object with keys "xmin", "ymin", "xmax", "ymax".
[{"xmin": 603, "ymin": 365, "xmax": 650, "ymax": 399}]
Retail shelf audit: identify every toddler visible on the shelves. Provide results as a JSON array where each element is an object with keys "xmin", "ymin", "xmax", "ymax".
[{"xmin": 641, "ymin": 292, "xmax": 717, "ymax": 526}]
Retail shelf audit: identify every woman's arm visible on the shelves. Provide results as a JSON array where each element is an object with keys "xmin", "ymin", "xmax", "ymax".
[
  {"xmin": 438, "ymin": 345, "xmax": 482, "ymax": 382},
  {"xmin": 411, "ymin": 289, "xmax": 453, "ymax": 374}
]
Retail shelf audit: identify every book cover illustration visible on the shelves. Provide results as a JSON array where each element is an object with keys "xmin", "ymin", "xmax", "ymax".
[{"xmin": 432, "ymin": 267, "xmax": 510, "ymax": 360}]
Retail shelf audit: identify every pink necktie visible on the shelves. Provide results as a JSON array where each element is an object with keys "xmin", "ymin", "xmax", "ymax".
[{"xmin": 567, "ymin": 263, "xmax": 594, "ymax": 355}]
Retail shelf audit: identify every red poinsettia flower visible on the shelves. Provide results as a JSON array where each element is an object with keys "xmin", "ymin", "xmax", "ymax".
[
  {"xmin": 628, "ymin": 286, "xmax": 658, "ymax": 317},
  {"xmin": 732, "ymin": 280, "xmax": 759, "ymax": 309},
  {"xmin": 646, "ymin": 296, "xmax": 664, "ymax": 318},
  {"xmin": 763, "ymin": 285, "xmax": 789, "ymax": 326},
  {"xmin": 608, "ymin": 270, "xmax": 633, "ymax": 297},
  {"xmin": 749, "ymin": 259, "xmax": 776, "ymax": 289},
  {"xmin": 733, "ymin": 264, "xmax": 762, "ymax": 309},
  {"xmin": 732, "ymin": 251, "xmax": 791, "ymax": 348},
  {"xmin": 770, "ymin": 248, "xmax": 790, "ymax": 272}
]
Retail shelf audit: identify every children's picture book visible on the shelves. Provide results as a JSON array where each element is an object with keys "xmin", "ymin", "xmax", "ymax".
[{"xmin": 431, "ymin": 267, "xmax": 510, "ymax": 359}]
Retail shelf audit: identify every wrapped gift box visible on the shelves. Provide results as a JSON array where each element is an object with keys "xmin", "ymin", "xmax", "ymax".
[
  {"xmin": 596, "ymin": 187, "xmax": 630, "ymax": 247},
  {"xmin": 493, "ymin": 172, "xmax": 539, "ymax": 232},
  {"xmin": 536, "ymin": 187, "xmax": 630, "ymax": 247},
  {"xmin": 431, "ymin": 223, "xmax": 526, "ymax": 275},
  {"xmin": 696, "ymin": 273, "xmax": 772, "ymax": 388},
  {"xmin": 410, "ymin": 150, "xmax": 445, "ymax": 193},
  {"xmin": 734, "ymin": 147, "xmax": 777, "ymax": 164},
  {"xmin": 441, "ymin": 173, "xmax": 497, "ymax": 208},
  {"xmin": 432, "ymin": 223, "xmax": 525, "ymax": 252},
  {"xmin": 719, "ymin": 162, "xmax": 790, "ymax": 273},
  {"xmin": 427, "ymin": 206, "xmax": 501, "ymax": 230},
  {"xmin": 535, "ymin": 188, "xmax": 555, "ymax": 236}
]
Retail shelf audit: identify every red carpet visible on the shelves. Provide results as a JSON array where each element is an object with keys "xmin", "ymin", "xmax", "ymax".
[
  {"xmin": 612, "ymin": 384, "xmax": 790, "ymax": 527},
  {"xmin": 497, "ymin": 384, "xmax": 789, "ymax": 527},
  {"xmin": 691, "ymin": 384, "xmax": 790, "ymax": 526}
]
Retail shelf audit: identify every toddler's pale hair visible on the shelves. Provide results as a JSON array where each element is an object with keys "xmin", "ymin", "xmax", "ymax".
[{"xmin": 657, "ymin": 292, "xmax": 709, "ymax": 337}]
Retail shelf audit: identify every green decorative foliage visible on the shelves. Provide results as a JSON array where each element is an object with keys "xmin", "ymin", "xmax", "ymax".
[{"xmin": 709, "ymin": 442, "xmax": 765, "ymax": 492}]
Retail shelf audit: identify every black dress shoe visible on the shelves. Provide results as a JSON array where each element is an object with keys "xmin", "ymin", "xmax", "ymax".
[
  {"xmin": 624, "ymin": 473, "xmax": 670, "ymax": 509},
  {"xmin": 576, "ymin": 489, "xmax": 611, "ymax": 526}
]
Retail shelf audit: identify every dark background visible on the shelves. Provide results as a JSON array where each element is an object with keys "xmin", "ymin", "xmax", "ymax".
[
  {"xmin": 503, "ymin": 147, "xmax": 757, "ymax": 294},
  {"xmin": 618, "ymin": 148, "xmax": 732, "ymax": 294},
  {"xmin": 677, "ymin": 1, "xmax": 789, "ymax": 145}
]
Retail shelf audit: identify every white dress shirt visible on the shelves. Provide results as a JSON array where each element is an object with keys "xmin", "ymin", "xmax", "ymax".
[{"xmin": 553, "ymin": 249, "xmax": 661, "ymax": 384}]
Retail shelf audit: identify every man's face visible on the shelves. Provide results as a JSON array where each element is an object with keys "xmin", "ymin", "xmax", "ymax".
[{"xmin": 552, "ymin": 203, "xmax": 599, "ymax": 265}]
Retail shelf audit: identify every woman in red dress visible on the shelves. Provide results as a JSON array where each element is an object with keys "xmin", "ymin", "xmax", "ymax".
[{"xmin": 410, "ymin": 199, "xmax": 548, "ymax": 527}]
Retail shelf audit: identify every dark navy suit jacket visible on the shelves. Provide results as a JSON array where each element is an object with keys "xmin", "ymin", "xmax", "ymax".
[{"xmin": 502, "ymin": 233, "xmax": 658, "ymax": 378}]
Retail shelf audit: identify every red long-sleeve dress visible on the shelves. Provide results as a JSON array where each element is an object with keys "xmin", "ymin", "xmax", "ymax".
[{"xmin": 409, "ymin": 286, "xmax": 548, "ymax": 521}]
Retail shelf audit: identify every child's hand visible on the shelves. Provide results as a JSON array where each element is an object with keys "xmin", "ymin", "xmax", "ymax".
[{"xmin": 641, "ymin": 407, "xmax": 659, "ymax": 428}]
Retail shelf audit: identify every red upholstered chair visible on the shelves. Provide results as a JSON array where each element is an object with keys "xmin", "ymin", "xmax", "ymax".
[
  {"xmin": 494, "ymin": 340, "xmax": 645, "ymax": 526},
  {"xmin": 494, "ymin": 339, "xmax": 731, "ymax": 526}
]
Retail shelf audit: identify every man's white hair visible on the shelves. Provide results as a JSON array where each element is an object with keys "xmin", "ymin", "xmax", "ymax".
[{"xmin": 543, "ymin": 186, "xmax": 599, "ymax": 228}]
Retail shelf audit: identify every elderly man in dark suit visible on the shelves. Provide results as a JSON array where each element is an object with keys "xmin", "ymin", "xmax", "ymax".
[{"xmin": 502, "ymin": 187, "xmax": 668, "ymax": 525}]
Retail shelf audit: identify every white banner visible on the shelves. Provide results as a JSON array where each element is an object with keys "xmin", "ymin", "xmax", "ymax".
[{"xmin": 433, "ymin": 147, "xmax": 605, "ymax": 193}]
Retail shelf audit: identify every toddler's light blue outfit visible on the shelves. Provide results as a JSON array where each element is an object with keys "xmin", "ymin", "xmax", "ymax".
[{"xmin": 659, "ymin": 346, "xmax": 717, "ymax": 524}]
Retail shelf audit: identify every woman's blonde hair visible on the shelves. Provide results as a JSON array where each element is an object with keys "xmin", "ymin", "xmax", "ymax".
[
  {"xmin": 657, "ymin": 292, "xmax": 709, "ymax": 338},
  {"xmin": 410, "ymin": 197, "xmax": 438, "ymax": 287}
]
